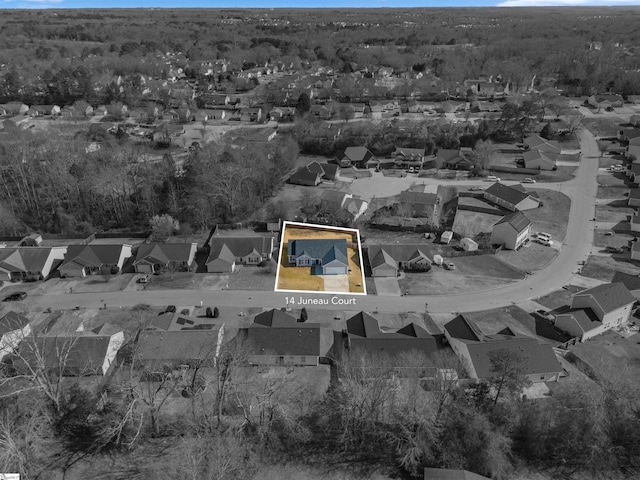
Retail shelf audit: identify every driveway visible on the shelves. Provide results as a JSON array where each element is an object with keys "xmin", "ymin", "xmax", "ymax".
[
  {"xmin": 319, "ymin": 274, "xmax": 350, "ymax": 293},
  {"xmin": 373, "ymin": 277, "xmax": 402, "ymax": 296}
]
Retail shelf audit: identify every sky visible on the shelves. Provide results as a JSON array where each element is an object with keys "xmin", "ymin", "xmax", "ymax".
[{"xmin": 2, "ymin": 0, "xmax": 640, "ymax": 9}]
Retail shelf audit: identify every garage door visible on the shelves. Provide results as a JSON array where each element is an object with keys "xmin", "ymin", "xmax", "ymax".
[
  {"xmin": 136, "ymin": 264, "xmax": 153, "ymax": 274},
  {"xmin": 324, "ymin": 267, "xmax": 346, "ymax": 275}
]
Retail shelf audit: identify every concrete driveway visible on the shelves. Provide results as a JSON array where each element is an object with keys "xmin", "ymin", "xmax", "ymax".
[
  {"xmin": 374, "ymin": 277, "xmax": 402, "ymax": 296},
  {"xmin": 319, "ymin": 274, "xmax": 350, "ymax": 293}
]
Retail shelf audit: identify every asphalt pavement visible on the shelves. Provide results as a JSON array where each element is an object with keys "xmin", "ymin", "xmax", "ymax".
[{"xmin": 29, "ymin": 129, "xmax": 601, "ymax": 316}]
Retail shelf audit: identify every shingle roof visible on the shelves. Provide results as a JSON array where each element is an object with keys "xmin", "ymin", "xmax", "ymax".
[
  {"xmin": 436, "ymin": 149, "xmax": 463, "ymax": 163},
  {"xmin": 524, "ymin": 134, "xmax": 561, "ymax": 154},
  {"xmin": 288, "ymin": 239, "xmax": 348, "ymax": 265},
  {"xmin": 400, "ymin": 190, "xmax": 439, "ymax": 206},
  {"xmin": 0, "ymin": 248, "xmax": 55, "ymax": 274},
  {"xmin": 370, "ymin": 249, "xmax": 397, "ymax": 269},
  {"xmin": 630, "ymin": 189, "xmax": 640, "ymax": 200},
  {"xmin": 136, "ymin": 329, "xmax": 222, "ymax": 363},
  {"xmin": 0, "ymin": 311, "xmax": 30, "ymax": 336},
  {"xmin": 485, "ymin": 182, "xmax": 535, "ymax": 207},
  {"xmin": 134, "ymin": 243, "xmax": 195, "ymax": 265},
  {"xmin": 207, "ymin": 236, "xmax": 272, "ymax": 264},
  {"xmin": 558, "ymin": 308, "xmax": 602, "ymax": 333},
  {"xmin": 494, "ymin": 211, "xmax": 532, "ymax": 232},
  {"xmin": 367, "ymin": 244, "xmax": 433, "ymax": 264},
  {"xmin": 246, "ymin": 325, "xmax": 321, "ymax": 356},
  {"xmin": 253, "ymin": 309, "xmax": 299, "ymax": 327},
  {"xmin": 340, "ymin": 146, "xmax": 374, "ymax": 163},
  {"xmin": 573, "ymin": 282, "xmax": 636, "ymax": 313},
  {"xmin": 289, "ymin": 163, "xmax": 324, "ymax": 185},
  {"xmin": 60, "ymin": 244, "xmax": 128, "ymax": 270}
]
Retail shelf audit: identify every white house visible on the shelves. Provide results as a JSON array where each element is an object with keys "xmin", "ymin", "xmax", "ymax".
[
  {"xmin": 0, "ymin": 312, "xmax": 31, "ymax": 361},
  {"xmin": 630, "ymin": 213, "xmax": 640, "ymax": 233},
  {"xmin": 554, "ymin": 282, "xmax": 635, "ymax": 341},
  {"xmin": 490, "ymin": 211, "xmax": 532, "ymax": 250}
]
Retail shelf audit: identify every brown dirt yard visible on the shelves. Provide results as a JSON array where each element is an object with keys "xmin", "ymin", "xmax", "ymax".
[
  {"xmin": 398, "ymin": 255, "xmax": 525, "ymax": 296},
  {"xmin": 277, "ymin": 224, "xmax": 365, "ymax": 294}
]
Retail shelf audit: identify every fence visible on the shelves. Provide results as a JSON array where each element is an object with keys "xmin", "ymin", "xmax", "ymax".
[{"xmin": 457, "ymin": 204, "xmax": 507, "ymax": 216}]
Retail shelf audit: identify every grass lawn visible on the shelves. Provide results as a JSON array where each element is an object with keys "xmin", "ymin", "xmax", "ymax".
[
  {"xmin": 597, "ymin": 185, "xmax": 629, "ymax": 199},
  {"xmin": 462, "ymin": 305, "xmax": 537, "ymax": 338},
  {"xmin": 143, "ymin": 272, "xmax": 199, "ymax": 290},
  {"xmin": 277, "ymin": 224, "xmax": 365, "ymax": 293},
  {"xmin": 398, "ymin": 255, "xmax": 524, "ymax": 295},
  {"xmin": 597, "ymin": 173, "xmax": 629, "ymax": 187},
  {"xmin": 583, "ymin": 117, "xmax": 626, "ymax": 137},
  {"xmin": 487, "ymin": 165, "xmax": 576, "ymax": 183},
  {"xmin": 593, "ymin": 229, "xmax": 633, "ymax": 248},
  {"xmin": 497, "ymin": 241, "xmax": 558, "ymax": 272},
  {"xmin": 595, "ymin": 201, "xmax": 633, "ymax": 223},
  {"xmin": 580, "ymin": 254, "xmax": 640, "ymax": 282},
  {"xmin": 535, "ymin": 285, "xmax": 584, "ymax": 311},
  {"xmin": 598, "ymin": 154, "xmax": 627, "ymax": 168},
  {"xmin": 524, "ymin": 190, "xmax": 571, "ymax": 242}
]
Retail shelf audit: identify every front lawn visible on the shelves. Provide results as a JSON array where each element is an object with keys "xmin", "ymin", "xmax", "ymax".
[
  {"xmin": 580, "ymin": 254, "xmax": 640, "ymax": 282},
  {"xmin": 524, "ymin": 190, "xmax": 571, "ymax": 242}
]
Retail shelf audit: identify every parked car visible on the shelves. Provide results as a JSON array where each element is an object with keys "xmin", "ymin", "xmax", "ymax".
[
  {"xmin": 536, "ymin": 232, "xmax": 552, "ymax": 241},
  {"xmin": 522, "ymin": 178, "xmax": 536, "ymax": 183},
  {"xmin": 136, "ymin": 275, "xmax": 150, "ymax": 284},
  {"xmin": 536, "ymin": 238, "xmax": 552, "ymax": 247},
  {"xmin": 485, "ymin": 175, "xmax": 501, "ymax": 182},
  {"xmin": 605, "ymin": 246, "xmax": 624, "ymax": 254},
  {"xmin": 535, "ymin": 309, "xmax": 555, "ymax": 321},
  {"xmin": 444, "ymin": 261, "xmax": 456, "ymax": 270},
  {"xmin": 605, "ymin": 231, "xmax": 614, "ymax": 236},
  {"xmin": 469, "ymin": 186, "xmax": 484, "ymax": 191},
  {"xmin": 165, "ymin": 305, "xmax": 176, "ymax": 313},
  {"xmin": 3, "ymin": 291, "xmax": 27, "ymax": 302}
]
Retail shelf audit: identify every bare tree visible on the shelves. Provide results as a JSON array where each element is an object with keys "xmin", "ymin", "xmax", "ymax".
[
  {"xmin": 488, "ymin": 348, "xmax": 531, "ymax": 405},
  {"xmin": 149, "ymin": 213, "xmax": 180, "ymax": 241},
  {"xmin": 562, "ymin": 113, "xmax": 584, "ymax": 135}
]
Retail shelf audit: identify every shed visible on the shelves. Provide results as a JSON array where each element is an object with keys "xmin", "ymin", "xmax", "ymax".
[
  {"xmin": 460, "ymin": 237, "xmax": 479, "ymax": 252},
  {"xmin": 441, "ymin": 231, "xmax": 454, "ymax": 244},
  {"xmin": 433, "ymin": 254, "xmax": 444, "ymax": 266}
]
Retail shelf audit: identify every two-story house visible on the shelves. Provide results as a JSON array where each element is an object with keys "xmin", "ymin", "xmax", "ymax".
[{"xmin": 490, "ymin": 211, "xmax": 532, "ymax": 250}]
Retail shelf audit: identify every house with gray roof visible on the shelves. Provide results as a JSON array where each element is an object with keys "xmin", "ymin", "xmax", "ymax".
[
  {"xmin": 336, "ymin": 146, "xmax": 374, "ymax": 168},
  {"xmin": 287, "ymin": 238, "xmax": 349, "ymax": 275},
  {"xmin": 523, "ymin": 149, "xmax": 557, "ymax": 171},
  {"xmin": 133, "ymin": 242, "xmax": 197, "ymax": 274},
  {"xmin": 206, "ymin": 236, "xmax": 274, "ymax": 273},
  {"xmin": 490, "ymin": 211, "xmax": 532, "ymax": 250},
  {"xmin": 135, "ymin": 327, "xmax": 224, "ymax": 369},
  {"xmin": 394, "ymin": 147, "xmax": 425, "ymax": 169},
  {"xmin": 367, "ymin": 244, "xmax": 432, "ymax": 277},
  {"xmin": 484, "ymin": 183, "xmax": 540, "ymax": 212},
  {"xmin": 444, "ymin": 315, "xmax": 562, "ymax": 383},
  {"xmin": 288, "ymin": 161, "xmax": 325, "ymax": 186},
  {"xmin": 337, "ymin": 312, "xmax": 439, "ymax": 365},
  {"xmin": 245, "ymin": 309, "xmax": 321, "ymax": 366},
  {"xmin": 554, "ymin": 282, "xmax": 635, "ymax": 341},
  {"xmin": 59, "ymin": 244, "xmax": 133, "ymax": 278},
  {"xmin": 0, "ymin": 247, "xmax": 67, "ymax": 281}
]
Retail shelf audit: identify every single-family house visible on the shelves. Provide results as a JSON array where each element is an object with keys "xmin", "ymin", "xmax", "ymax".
[
  {"xmin": 630, "ymin": 213, "xmax": 640, "ymax": 233},
  {"xmin": 588, "ymin": 94, "xmax": 624, "ymax": 109},
  {"xmin": 524, "ymin": 134, "xmax": 561, "ymax": 155},
  {"xmin": 438, "ymin": 149, "xmax": 474, "ymax": 170},
  {"xmin": 399, "ymin": 186, "xmax": 439, "ymax": 218},
  {"xmin": 288, "ymin": 161, "xmax": 325, "ymax": 186},
  {"xmin": 135, "ymin": 327, "xmax": 224, "ymax": 369},
  {"xmin": 490, "ymin": 211, "xmax": 532, "ymax": 250},
  {"xmin": 630, "ymin": 114, "xmax": 640, "ymax": 128},
  {"xmin": 629, "ymin": 164, "xmax": 640, "ymax": 185},
  {"xmin": 133, "ymin": 242, "xmax": 197, "ymax": 274},
  {"xmin": 15, "ymin": 330, "xmax": 125, "ymax": 376},
  {"xmin": 523, "ymin": 149, "xmax": 557, "ymax": 170},
  {"xmin": 0, "ymin": 247, "xmax": 67, "ymax": 281},
  {"xmin": 0, "ymin": 312, "xmax": 31, "ymax": 361},
  {"xmin": 444, "ymin": 315, "xmax": 562, "ymax": 383},
  {"xmin": 632, "ymin": 242, "xmax": 640, "ymax": 261},
  {"xmin": 336, "ymin": 146, "xmax": 374, "ymax": 168},
  {"xmin": 367, "ymin": 244, "xmax": 432, "ymax": 277},
  {"xmin": 287, "ymin": 238, "xmax": 349, "ymax": 275},
  {"xmin": 628, "ymin": 188, "xmax": 640, "ymax": 208},
  {"xmin": 59, "ymin": 244, "xmax": 132, "ymax": 278},
  {"xmin": 394, "ymin": 147, "xmax": 425, "ymax": 169},
  {"xmin": 554, "ymin": 282, "xmax": 635, "ymax": 341},
  {"xmin": 72, "ymin": 100, "xmax": 93, "ymax": 117},
  {"xmin": 3, "ymin": 115, "xmax": 30, "ymax": 131},
  {"xmin": 206, "ymin": 236, "xmax": 274, "ymax": 273},
  {"xmin": 627, "ymin": 137, "xmax": 640, "ymax": 161},
  {"xmin": 239, "ymin": 107, "xmax": 262, "ymax": 122},
  {"xmin": 484, "ymin": 183, "xmax": 540, "ymax": 212},
  {"xmin": 0, "ymin": 102, "xmax": 29, "ymax": 115},
  {"xmin": 340, "ymin": 195, "xmax": 368, "ymax": 222},
  {"xmin": 340, "ymin": 312, "xmax": 439, "ymax": 362},
  {"xmin": 245, "ymin": 309, "xmax": 321, "ymax": 366}
]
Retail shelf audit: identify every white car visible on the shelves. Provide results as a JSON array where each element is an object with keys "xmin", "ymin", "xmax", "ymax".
[
  {"xmin": 537, "ymin": 238, "xmax": 552, "ymax": 247},
  {"xmin": 485, "ymin": 175, "xmax": 501, "ymax": 182},
  {"xmin": 522, "ymin": 178, "xmax": 536, "ymax": 184},
  {"xmin": 537, "ymin": 232, "xmax": 552, "ymax": 241}
]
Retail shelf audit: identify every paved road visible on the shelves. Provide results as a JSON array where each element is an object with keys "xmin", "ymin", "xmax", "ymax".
[{"xmin": 28, "ymin": 129, "xmax": 601, "ymax": 316}]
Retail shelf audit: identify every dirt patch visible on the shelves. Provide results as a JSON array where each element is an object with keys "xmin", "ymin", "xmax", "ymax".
[{"xmin": 452, "ymin": 210, "xmax": 503, "ymax": 238}]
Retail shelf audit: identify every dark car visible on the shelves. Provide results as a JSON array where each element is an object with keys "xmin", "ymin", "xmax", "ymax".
[{"xmin": 3, "ymin": 291, "xmax": 27, "ymax": 302}]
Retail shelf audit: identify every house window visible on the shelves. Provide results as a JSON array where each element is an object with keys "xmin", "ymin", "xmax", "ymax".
[
  {"xmin": 540, "ymin": 375, "xmax": 545, "ymax": 380},
  {"xmin": 300, "ymin": 356, "xmax": 306, "ymax": 363}
]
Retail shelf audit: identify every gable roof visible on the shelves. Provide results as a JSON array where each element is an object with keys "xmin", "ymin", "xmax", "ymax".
[
  {"xmin": 523, "ymin": 149, "xmax": 557, "ymax": 166},
  {"xmin": 60, "ymin": 244, "xmax": 128, "ymax": 270},
  {"xmin": 247, "ymin": 309, "xmax": 321, "ymax": 356},
  {"xmin": 400, "ymin": 190, "xmax": 439, "ymax": 206},
  {"xmin": 370, "ymin": 248, "xmax": 398, "ymax": 270},
  {"xmin": 288, "ymin": 238, "xmax": 348, "ymax": 265},
  {"xmin": 524, "ymin": 134, "xmax": 561, "ymax": 154},
  {"xmin": 340, "ymin": 146, "xmax": 374, "ymax": 163},
  {"xmin": 17, "ymin": 335, "xmax": 115, "ymax": 374},
  {"xmin": 572, "ymin": 282, "xmax": 635, "ymax": 313},
  {"xmin": 134, "ymin": 243, "xmax": 196, "ymax": 266},
  {"xmin": 207, "ymin": 236, "xmax": 272, "ymax": 264},
  {"xmin": 253, "ymin": 309, "xmax": 299, "ymax": 327},
  {"xmin": 394, "ymin": 147, "xmax": 425, "ymax": 158},
  {"xmin": 485, "ymin": 182, "xmax": 535, "ymax": 207},
  {"xmin": 289, "ymin": 163, "xmax": 324, "ymax": 184},
  {"xmin": 0, "ymin": 311, "xmax": 30, "ymax": 336},
  {"xmin": 494, "ymin": 211, "xmax": 532, "ymax": 232},
  {"xmin": 0, "ymin": 248, "xmax": 56, "ymax": 273},
  {"xmin": 136, "ymin": 329, "xmax": 222, "ymax": 363},
  {"xmin": 557, "ymin": 308, "xmax": 602, "ymax": 333},
  {"xmin": 368, "ymin": 244, "xmax": 432, "ymax": 265},
  {"xmin": 435, "ymin": 149, "xmax": 463, "ymax": 163},
  {"xmin": 444, "ymin": 315, "xmax": 561, "ymax": 378}
]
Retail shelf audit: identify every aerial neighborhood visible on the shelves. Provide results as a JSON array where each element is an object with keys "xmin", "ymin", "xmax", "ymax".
[{"xmin": 1, "ymin": 6, "xmax": 640, "ymax": 480}]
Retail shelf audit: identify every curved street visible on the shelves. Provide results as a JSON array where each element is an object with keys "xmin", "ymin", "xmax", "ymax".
[{"xmin": 31, "ymin": 129, "xmax": 600, "ymax": 315}]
